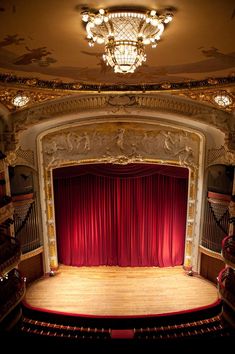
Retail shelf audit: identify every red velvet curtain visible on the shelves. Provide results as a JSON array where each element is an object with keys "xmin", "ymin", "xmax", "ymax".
[{"xmin": 53, "ymin": 164, "xmax": 188, "ymax": 267}]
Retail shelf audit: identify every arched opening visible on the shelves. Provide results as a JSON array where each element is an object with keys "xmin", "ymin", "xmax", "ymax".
[
  {"xmin": 37, "ymin": 118, "xmax": 204, "ymax": 272},
  {"xmin": 53, "ymin": 163, "xmax": 189, "ymax": 267}
]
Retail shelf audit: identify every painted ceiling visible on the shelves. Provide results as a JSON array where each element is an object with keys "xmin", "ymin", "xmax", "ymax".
[{"xmin": 0, "ymin": 0, "xmax": 235, "ymax": 112}]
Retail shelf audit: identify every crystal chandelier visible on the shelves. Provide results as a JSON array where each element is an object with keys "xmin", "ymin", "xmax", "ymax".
[{"xmin": 81, "ymin": 8, "xmax": 173, "ymax": 74}]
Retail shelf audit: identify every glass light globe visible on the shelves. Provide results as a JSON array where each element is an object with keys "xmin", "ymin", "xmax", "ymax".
[
  {"xmin": 214, "ymin": 94, "xmax": 232, "ymax": 107},
  {"xmin": 12, "ymin": 95, "xmax": 30, "ymax": 107}
]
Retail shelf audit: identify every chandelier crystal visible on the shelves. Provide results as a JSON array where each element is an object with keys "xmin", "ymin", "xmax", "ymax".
[{"xmin": 81, "ymin": 8, "xmax": 173, "ymax": 74}]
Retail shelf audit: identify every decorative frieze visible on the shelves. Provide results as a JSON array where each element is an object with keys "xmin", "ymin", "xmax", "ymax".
[{"xmin": 42, "ymin": 123, "xmax": 200, "ymax": 169}]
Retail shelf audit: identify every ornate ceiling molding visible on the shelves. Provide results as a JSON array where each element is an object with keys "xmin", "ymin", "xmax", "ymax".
[
  {"xmin": 176, "ymin": 88, "xmax": 235, "ymax": 113},
  {"xmin": 0, "ymin": 86, "xmax": 69, "ymax": 112},
  {"xmin": 0, "ymin": 75, "xmax": 234, "ymax": 116},
  {"xmin": 0, "ymin": 72, "xmax": 234, "ymax": 93},
  {"xmin": 11, "ymin": 93, "xmax": 231, "ymax": 135}
]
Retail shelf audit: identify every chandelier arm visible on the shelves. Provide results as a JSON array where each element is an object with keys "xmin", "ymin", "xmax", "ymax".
[
  {"xmin": 155, "ymin": 23, "xmax": 165, "ymax": 41},
  {"xmin": 138, "ymin": 18, "xmax": 147, "ymax": 39},
  {"xmin": 106, "ymin": 19, "xmax": 114, "ymax": 40}
]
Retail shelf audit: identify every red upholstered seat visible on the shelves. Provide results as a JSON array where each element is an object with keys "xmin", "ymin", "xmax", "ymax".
[{"xmin": 111, "ymin": 329, "xmax": 134, "ymax": 339}]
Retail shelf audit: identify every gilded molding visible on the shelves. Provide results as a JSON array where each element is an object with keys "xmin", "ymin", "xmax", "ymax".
[
  {"xmin": 178, "ymin": 89, "xmax": 235, "ymax": 113},
  {"xmin": 0, "ymin": 86, "xmax": 68, "ymax": 112},
  {"xmin": 40, "ymin": 121, "xmax": 202, "ymax": 270},
  {"xmin": 0, "ymin": 72, "xmax": 234, "ymax": 93},
  {"xmin": 5, "ymin": 151, "xmax": 17, "ymax": 166},
  {"xmin": 11, "ymin": 94, "xmax": 231, "ymax": 134}
]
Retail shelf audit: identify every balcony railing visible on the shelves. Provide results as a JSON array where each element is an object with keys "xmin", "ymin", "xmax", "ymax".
[
  {"xmin": 13, "ymin": 194, "xmax": 42, "ymax": 254},
  {"xmin": 0, "ymin": 269, "xmax": 26, "ymax": 323},
  {"xmin": 0, "ymin": 235, "xmax": 21, "ymax": 276},
  {"xmin": 222, "ymin": 235, "xmax": 235, "ymax": 266},
  {"xmin": 217, "ymin": 267, "xmax": 235, "ymax": 312},
  {"xmin": 201, "ymin": 192, "xmax": 230, "ymax": 253}
]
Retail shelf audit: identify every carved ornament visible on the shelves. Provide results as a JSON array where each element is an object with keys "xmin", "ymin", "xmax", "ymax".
[
  {"xmin": 4, "ymin": 145, "xmax": 34, "ymax": 167},
  {"xmin": 0, "ymin": 86, "xmax": 68, "ymax": 112},
  {"xmin": 178, "ymin": 89, "xmax": 235, "ymax": 113},
  {"xmin": 207, "ymin": 145, "xmax": 235, "ymax": 166},
  {"xmin": 12, "ymin": 94, "xmax": 231, "ymax": 134},
  {"xmin": 0, "ymin": 72, "xmax": 234, "ymax": 93}
]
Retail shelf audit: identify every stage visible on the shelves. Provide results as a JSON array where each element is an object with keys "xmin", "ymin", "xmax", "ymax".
[{"xmin": 23, "ymin": 265, "xmax": 219, "ymax": 316}]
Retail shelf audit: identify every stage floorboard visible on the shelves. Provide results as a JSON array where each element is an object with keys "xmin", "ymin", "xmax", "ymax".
[{"xmin": 24, "ymin": 265, "xmax": 219, "ymax": 316}]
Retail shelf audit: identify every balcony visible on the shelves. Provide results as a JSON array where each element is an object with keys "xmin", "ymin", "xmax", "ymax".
[
  {"xmin": 0, "ymin": 269, "xmax": 26, "ymax": 325},
  {"xmin": 0, "ymin": 235, "xmax": 21, "ymax": 276},
  {"xmin": 222, "ymin": 235, "xmax": 235, "ymax": 267}
]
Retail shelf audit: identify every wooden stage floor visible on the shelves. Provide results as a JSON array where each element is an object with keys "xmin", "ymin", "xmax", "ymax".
[{"xmin": 24, "ymin": 265, "xmax": 219, "ymax": 316}]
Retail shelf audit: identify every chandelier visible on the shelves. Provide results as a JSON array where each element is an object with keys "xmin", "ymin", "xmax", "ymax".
[{"xmin": 81, "ymin": 8, "xmax": 173, "ymax": 74}]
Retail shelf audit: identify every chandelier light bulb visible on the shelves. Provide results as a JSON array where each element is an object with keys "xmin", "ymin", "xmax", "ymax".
[
  {"xmin": 164, "ymin": 14, "xmax": 173, "ymax": 23},
  {"xmin": 151, "ymin": 19, "xmax": 159, "ymax": 26},
  {"xmin": 81, "ymin": 8, "xmax": 173, "ymax": 74}
]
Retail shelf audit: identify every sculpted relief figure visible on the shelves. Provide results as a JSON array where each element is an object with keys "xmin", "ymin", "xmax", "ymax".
[
  {"xmin": 177, "ymin": 146, "xmax": 194, "ymax": 166},
  {"xmin": 66, "ymin": 132, "xmax": 83, "ymax": 151},
  {"xmin": 142, "ymin": 132, "xmax": 159, "ymax": 154},
  {"xmin": 161, "ymin": 131, "xmax": 178, "ymax": 153},
  {"xmin": 45, "ymin": 134, "xmax": 68, "ymax": 153},
  {"xmin": 44, "ymin": 139, "xmax": 57, "ymax": 155},
  {"xmin": 66, "ymin": 131, "xmax": 91, "ymax": 152},
  {"xmin": 115, "ymin": 128, "xmax": 125, "ymax": 151},
  {"xmin": 83, "ymin": 132, "xmax": 91, "ymax": 152},
  {"xmin": 160, "ymin": 130, "xmax": 195, "ymax": 166}
]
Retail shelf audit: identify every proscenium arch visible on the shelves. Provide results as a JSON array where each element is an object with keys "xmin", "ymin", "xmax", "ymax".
[{"xmin": 37, "ymin": 117, "xmax": 205, "ymax": 274}]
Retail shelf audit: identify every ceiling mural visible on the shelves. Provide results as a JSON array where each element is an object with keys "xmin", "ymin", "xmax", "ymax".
[
  {"xmin": 0, "ymin": 0, "xmax": 234, "ymax": 116},
  {"xmin": 0, "ymin": 0, "xmax": 234, "ymax": 85}
]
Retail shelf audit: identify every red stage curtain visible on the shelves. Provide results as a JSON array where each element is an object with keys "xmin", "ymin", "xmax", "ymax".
[{"xmin": 53, "ymin": 164, "xmax": 188, "ymax": 267}]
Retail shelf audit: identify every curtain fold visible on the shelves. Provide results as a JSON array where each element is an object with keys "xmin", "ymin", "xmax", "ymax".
[{"xmin": 54, "ymin": 164, "xmax": 188, "ymax": 267}]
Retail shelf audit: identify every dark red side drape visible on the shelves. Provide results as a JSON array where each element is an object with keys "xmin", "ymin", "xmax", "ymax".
[{"xmin": 53, "ymin": 164, "xmax": 188, "ymax": 267}]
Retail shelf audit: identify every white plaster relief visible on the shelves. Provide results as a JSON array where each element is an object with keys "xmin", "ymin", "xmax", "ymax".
[{"xmin": 42, "ymin": 124, "xmax": 199, "ymax": 169}]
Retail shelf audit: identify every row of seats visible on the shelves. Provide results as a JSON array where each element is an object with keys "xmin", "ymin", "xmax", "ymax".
[{"xmin": 21, "ymin": 316, "xmax": 111, "ymax": 340}]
